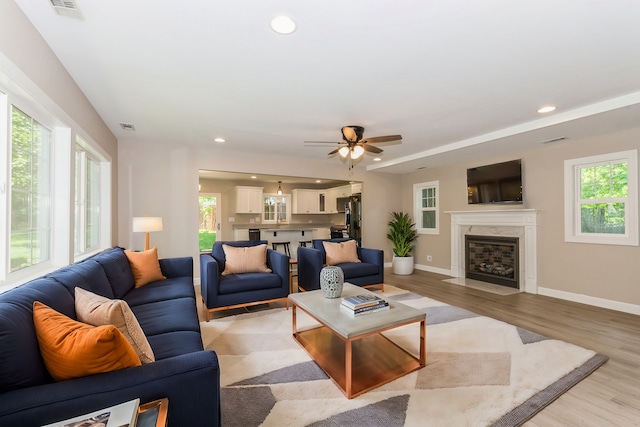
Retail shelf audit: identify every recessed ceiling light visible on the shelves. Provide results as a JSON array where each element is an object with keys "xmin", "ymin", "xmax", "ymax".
[
  {"xmin": 315, "ymin": 180, "xmax": 322, "ymax": 183},
  {"xmin": 270, "ymin": 15, "xmax": 296, "ymax": 34},
  {"xmin": 251, "ymin": 176, "xmax": 257, "ymax": 179},
  {"xmin": 373, "ymin": 157, "xmax": 382, "ymax": 162},
  {"xmin": 537, "ymin": 106, "xmax": 556, "ymax": 113},
  {"xmin": 214, "ymin": 137, "xmax": 225, "ymax": 143}
]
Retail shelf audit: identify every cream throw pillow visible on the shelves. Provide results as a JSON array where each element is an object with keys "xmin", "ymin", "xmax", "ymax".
[
  {"xmin": 124, "ymin": 247, "xmax": 166, "ymax": 287},
  {"xmin": 221, "ymin": 244, "xmax": 272, "ymax": 276},
  {"xmin": 323, "ymin": 240, "xmax": 361, "ymax": 265},
  {"xmin": 74, "ymin": 287, "xmax": 155, "ymax": 364}
]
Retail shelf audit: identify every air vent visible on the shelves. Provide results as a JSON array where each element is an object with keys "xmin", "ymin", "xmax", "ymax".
[
  {"xmin": 119, "ymin": 123, "xmax": 136, "ymax": 131},
  {"xmin": 540, "ymin": 136, "xmax": 568, "ymax": 144},
  {"xmin": 49, "ymin": 0, "xmax": 83, "ymax": 19}
]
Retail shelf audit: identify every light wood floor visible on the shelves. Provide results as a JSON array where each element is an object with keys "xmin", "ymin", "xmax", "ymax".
[{"xmin": 385, "ymin": 269, "xmax": 640, "ymax": 427}]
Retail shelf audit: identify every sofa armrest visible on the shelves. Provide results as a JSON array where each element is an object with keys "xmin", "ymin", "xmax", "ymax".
[
  {"xmin": 297, "ymin": 246, "xmax": 324, "ymax": 291},
  {"xmin": 358, "ymin": 247, "xmax": 384, "ymax": 267},
  {"xmin": 0, "ymin": 350, "xmax": 220, "ymax": 427},
  {"xmin": 159, "ymin": 256, "xmax": 193, "ymax": 278},
  {"xmin": 267, "ymin": 249, "xmax": 290, "ymax": 288},
  {"xmin": 199, "ymin": 253, "xmax": 220, "ymax": 306}
]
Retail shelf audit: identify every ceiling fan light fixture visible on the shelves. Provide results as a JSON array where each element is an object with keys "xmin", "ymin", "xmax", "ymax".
[
  {"xmin": 351, "ymin": 145, "xmax": 365, "ymax": 159},
  {"xmin": 270, "ymin": 15, "xmax": 296, "ymax": 34},
  {"xmin": 338, "ymin": 146, "xmax": 350, "ymax": 157}
]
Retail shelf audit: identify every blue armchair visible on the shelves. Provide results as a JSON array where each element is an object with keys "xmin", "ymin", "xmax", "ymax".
[
  {"xmin": 200, "ymin": 240, "xmax": 290, "ymax": 321},
  {"xmin": 297, "ymin": 238, "xmax": 384, "ymax": 292}
]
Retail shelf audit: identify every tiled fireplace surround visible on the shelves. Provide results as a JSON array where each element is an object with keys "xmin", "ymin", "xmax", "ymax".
[{"xmin": 447, "ymin": 210, "xmax": 539, "ymax": 294}]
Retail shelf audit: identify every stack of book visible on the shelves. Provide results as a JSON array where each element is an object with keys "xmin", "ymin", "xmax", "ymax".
[{"xmin": 340, "ymin": 294, "xmax": 389, "ymax": 316}]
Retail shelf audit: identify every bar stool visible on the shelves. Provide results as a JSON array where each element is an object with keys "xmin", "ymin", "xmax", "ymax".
[
  {"xmin": 298, "ymin": 240, "xmax": 312, "ymax": 247},
  {"xmin": 272, "ymin": 241, "xmax": 291, "ymax": 258}
]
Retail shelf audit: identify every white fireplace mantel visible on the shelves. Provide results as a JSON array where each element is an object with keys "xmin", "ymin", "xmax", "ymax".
[{"xmin": 446, "ymin": 209, "xmax": 539, "ymax": 293}]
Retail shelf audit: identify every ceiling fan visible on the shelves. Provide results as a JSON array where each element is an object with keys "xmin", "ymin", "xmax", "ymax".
[{"xmin": 305, "ymin": 125, "xmax": 402, "ymax": 160}]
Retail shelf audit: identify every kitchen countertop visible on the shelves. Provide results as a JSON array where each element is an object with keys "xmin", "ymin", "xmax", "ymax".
[{"xmin": 232, "ymin": 224, "xmax": 335, "ymax": 230}]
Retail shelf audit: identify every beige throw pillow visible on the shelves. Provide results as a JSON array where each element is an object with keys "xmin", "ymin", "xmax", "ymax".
[
  {"xmin": 74, "ymin": 287, "xmax": 155, "ymax": 364},
  {"xmin": 323, "ymin": 240, "xmax": 361, "ymax": 265},
  {"xmin": 221, "ymin": 244, "xmax": 272, "ymax": 276}
]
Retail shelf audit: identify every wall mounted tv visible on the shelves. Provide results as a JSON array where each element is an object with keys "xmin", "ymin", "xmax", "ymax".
[{"xmin": 467, "ymin": 159, "xmax": 523, "ymax": 204}]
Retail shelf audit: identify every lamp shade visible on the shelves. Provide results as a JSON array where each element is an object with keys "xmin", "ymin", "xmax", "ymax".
[{"xmin": 132, "ymin": 217, "xmax": 163, "ymax": 233}]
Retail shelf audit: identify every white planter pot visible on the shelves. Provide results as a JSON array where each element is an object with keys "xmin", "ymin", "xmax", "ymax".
[{"xmin": 392, "ymin": 255, "xmax": 414, "ymax": 275}]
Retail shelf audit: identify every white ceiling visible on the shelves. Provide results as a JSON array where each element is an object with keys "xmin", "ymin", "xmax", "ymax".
[{"xmin": 14, "ymin": 0, "xmax": 640, "ymax": 174}]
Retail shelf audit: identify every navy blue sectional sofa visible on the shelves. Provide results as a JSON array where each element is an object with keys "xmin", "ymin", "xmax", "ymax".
[
  {"xmin": 0, "ymin": 246, "xmax": 220, "ymax": 427},
  {"xmin": 297, "ymin": 238, "xmax": 384, "ymax": 292}
]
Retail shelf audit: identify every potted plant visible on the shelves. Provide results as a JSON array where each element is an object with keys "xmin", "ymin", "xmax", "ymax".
[{"xmin": 387, "ymin": 212, "xmax": 418, "ymax": 275}]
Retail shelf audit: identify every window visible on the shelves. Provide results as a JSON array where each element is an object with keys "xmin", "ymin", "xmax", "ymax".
[
  {"xmin": 263, "ymin": 194, "xmax": 290, "ymax": 224},
  {"xmin": 74, "ymin": 142, "xmax": 102, "ymax": 255},
  {"xmin": 414, "ymin": 181, "xmax": 439, "ymax": 234},
  {"xmin": 1, "ymin": 70, "xmax": 112, "ymax": 290},
  {"xmin": 564, "ymin": 149, "xmax": 638, "ymax": 246},
  {"xmin": 10, "ymin": 107, "xmax": 52, "ymax": 272}
]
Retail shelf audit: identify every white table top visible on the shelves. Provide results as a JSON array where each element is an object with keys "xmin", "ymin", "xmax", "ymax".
[{"xmin": 288, "ymin": 283, "xmax": 425, "ymax": 339}]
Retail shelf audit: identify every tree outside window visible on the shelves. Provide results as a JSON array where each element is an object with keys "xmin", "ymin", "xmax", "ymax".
[
  {"xmin": 10, "ymin": 107, "xmax": 51, "ymax": 272},
  {"xmin": 414, "ymin": 181, "xmax": 439, "ymax": 235},
  {"xmin": 564, "ymin": 149, "xmax": 638, "ymax": 246}
]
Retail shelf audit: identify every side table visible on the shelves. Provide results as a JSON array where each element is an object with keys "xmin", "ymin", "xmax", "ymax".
[{"xmin": 137, "ymin": 398, "xmax": 168, "ymax": 427}]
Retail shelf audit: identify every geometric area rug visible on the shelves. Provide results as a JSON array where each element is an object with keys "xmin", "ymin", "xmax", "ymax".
[{"xmin": 200, "ymin": 285, "xmax": 607, "ymax": 427}]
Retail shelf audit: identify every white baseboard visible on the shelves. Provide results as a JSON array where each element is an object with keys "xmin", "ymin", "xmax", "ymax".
[
  {"xmin": 538, "ymin": 286, "xmax": 640, "ymax": 316},
  {"xmin": 414, "ymin": 264, "xmax": 452, "ymax": 276}
]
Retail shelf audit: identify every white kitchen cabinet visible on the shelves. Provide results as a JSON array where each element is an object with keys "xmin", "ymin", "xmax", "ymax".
[
  {"xmin": 234, "ymin": 229, "xmax": 250, "ymax": 240},
  {"xmin": 235, "ymin": 186, "xmax": 263, "ymax": 214},
  {"xmin": 351, "ymin": 182, "xmax": 362, "ymax": 194},
  {"xmin": 312, "ymin": 228, "xmax": 331, "ymax": 240},
  {"xmin": 324, "ymin": 188, "xmax": 339, "ymax": 213},
  {"xmin": 292, "ymin": 189, "xmax": 319, "ymax": 214}
]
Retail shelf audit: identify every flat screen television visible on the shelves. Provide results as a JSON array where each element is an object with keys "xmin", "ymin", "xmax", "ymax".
[{"xmin": 467, "ymin": 159, "xmax": 523, "ymax": 204}]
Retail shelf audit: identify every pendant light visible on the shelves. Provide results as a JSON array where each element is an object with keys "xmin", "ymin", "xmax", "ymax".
[{"xmin": 277, "ymin": 181, "xmax": 283, "ymax": 195}]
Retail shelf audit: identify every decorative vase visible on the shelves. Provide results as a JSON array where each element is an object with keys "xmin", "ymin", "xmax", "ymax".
[
  {"xmin": 392, "ymin": 255, "xmax": 414, "ymax": 275},
  {"xmin": 320, "ymin": 266, "xmax": 344, "ymax": 298}
]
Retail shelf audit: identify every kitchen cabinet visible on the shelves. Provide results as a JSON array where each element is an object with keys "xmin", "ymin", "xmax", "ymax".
[
  {"xmin": 292, "ymin": 189, "xmax": 319, "ymax": 214},
  {"xmin": 234, "ymin": 229, "xmax": 250, "ymax": 240},
  {"xmin": 312, "ymin": 228, "xmax": 331, "ymax": 240},
  {"xmin": 324, "ymin": 188, "xmax": 338, "ymax": 213},
  {"xmin": 235, "ymin": 186, "xmax": 263, "ymax": 214}
]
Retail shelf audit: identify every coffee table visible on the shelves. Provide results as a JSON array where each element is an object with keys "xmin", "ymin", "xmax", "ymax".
[{"xmin": 289, "ymin": 283, "xmax": 426, "ymax": 399}]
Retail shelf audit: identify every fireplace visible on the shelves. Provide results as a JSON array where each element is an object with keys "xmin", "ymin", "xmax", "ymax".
[
  {"xmin": 447, "ymin": 210, "xmax": 538, "ymax": 294},
  {"xmin": 465, "ymin": 235, "xmax": 519, "ymax": 288}
]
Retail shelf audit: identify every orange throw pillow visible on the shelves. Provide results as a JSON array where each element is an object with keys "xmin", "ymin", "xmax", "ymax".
[
  {"xmin": 323, "ymin": 240, "xmax": 361, "ymax": 265},
  {"xmin": 124, "ymin": 247, "xmax": 166, "ymax": 287},
  {"xmin": 33, "ymin": 301, "xmax": 141, "ymax": 381},
  {"xmin": 221, "ymin": 244, "xmax": 272, "ymax": 276}
]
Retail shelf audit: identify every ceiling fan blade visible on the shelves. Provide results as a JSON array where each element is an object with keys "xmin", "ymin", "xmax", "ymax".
[
  {"xmin": 362, "ymin": 144, "xmax": 383, "ymax": 154},
  {"xmin": 341, "ymin": 126, "xmax": 357, "ymax": 142},
  {"xmin": 360, "ymin": 134, "xmax": 402, "ymax": 144},
  {"xmin": 328, "ymin": 148, "xmax": 341, "ymax": 155},
  {"xmin": 304, "ymin": 141, "xmax": 343, "ymax": 145}
]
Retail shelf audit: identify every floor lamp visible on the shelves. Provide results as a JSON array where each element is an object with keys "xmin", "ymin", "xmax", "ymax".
[{"xmin": 132, "ymin": 216, "xmax": 163, "ymax": 251}]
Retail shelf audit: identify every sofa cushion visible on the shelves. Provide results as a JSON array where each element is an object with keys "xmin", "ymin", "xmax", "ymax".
[
  {"xmin": 130, "ymin": 298, "xmax": 201, "ymax": 336},
  {"xmin": 123, "ymin": 276, "xmax": 195, "ymax": 307},
  {"xmin": 75, "ymin": 288, "xmax": 155, "ymax": 364},
  {"xmin": 33, "ymin": 302, "xmax": 141, "ymax": 381},
  {"xmin": 323, "ymin": 240, "xmax": 361, "ymax": 266},
  {"xmin": 92, "ymin": 247, "xmax": 135, "ymax": 298},
  {"xmin": 146, "ymin": 331, "xmax": 205, "ymax": 360},
  {"xmin": 47, "ymin": 259, "xmax": 114, "ymax": 299},
  {"xmin": 221, "ymin": 244, "xmax": 272, "ymax": 276},
  {"xmin": 218, "ymin": 272, "xmax": 283, "ymax": 295},
  {"xmin": 124, "ymin": 247, "xmax": 167, "ymax": 288},
  {"xmin": 338, "ymin": 262, "xmax": 380, "ymax": 280}
]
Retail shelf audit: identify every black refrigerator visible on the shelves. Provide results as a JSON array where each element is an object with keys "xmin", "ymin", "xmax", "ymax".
[{"xmin": 344, "ymin": 193, "xmax": 362, "ymax": 246}]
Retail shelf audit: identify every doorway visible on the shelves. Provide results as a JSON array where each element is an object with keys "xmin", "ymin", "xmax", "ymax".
[{"xmin": 199, "ymin": 193, "xmax": 221, "ymax": 252}]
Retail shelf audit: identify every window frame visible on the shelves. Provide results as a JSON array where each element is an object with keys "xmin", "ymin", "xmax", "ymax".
[
  {"xmin": 564, "ymin": 149, "xmax": 638, "ymax": 246},
  {"xmin": 413, "ymin": 180, "xmax": 439, "ymax": 235}
]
